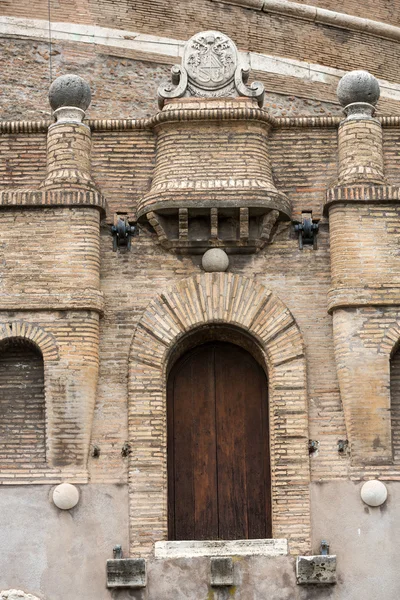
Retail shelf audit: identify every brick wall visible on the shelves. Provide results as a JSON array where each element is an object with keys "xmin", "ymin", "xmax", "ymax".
[
  {"xmin": 0, "ymin": 339, "xmax": 46, "ymax": 469},
  {"xmin": 2, "ymin": 77, "xmax": 400, "ymax": 559}
]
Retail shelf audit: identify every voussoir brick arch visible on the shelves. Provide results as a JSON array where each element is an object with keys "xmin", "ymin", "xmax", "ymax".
[
  {"xmin": 128, "ymin": 273, "xmax": 310, "ymax": 557},
  {"xmin": 0, "ymin": 320, "xmax": 60, "ymax": 480},
  {"xmin": 0, "ymin": 321, "xmax": 59, "ymax": 361}
]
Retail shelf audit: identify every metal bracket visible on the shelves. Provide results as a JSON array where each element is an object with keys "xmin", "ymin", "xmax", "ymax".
[
  {"xmin": 121, "ymin": 442, "xmax": 132, "ymax": 458},
  {"xmin": 294, "ymin": 213, "xmax": 319, "ymax": 249},
  {"xmin": 111, "ymin": 216, "xmax": 137, "ymax": 251},
  {"xmin": 320, "ymin": 540, "xmax": 329, "ymax": 556},
  {"xmin": 91, "ymin": 444, "xmax": 100, "ymax": 458},
  {"xmin": 338, "ymin": 439, "xmax": 349, "ymax": 455}
]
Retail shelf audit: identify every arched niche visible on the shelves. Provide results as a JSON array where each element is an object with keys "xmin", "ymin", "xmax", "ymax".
[{"xmin": 0, "ymin": 338, "xmax": 46, "ymax": 466}]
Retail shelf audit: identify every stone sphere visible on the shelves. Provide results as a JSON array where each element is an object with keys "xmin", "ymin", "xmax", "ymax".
[
  {"xmin": 52, "ymin": 482, "xmax": 80, "ymax": 510},
  {"xmin": 360, "ymin": 480, "xmax": 387, "ymax": 507},
  {"xmin": 202, "ymin": 249, "xmax": 229, "ymax": 272},
  {"xmin": 49, "ymin": 74, "xmax": 91, "ymax": 112},
  {"xmin": 337, "ymin": 70, "xmax": 380, "ymax": 107}
]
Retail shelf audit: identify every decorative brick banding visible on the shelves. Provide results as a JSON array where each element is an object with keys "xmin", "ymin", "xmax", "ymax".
[{"xmin": 128, "ymin": 273, "xmax": 310, "ymax": 556}]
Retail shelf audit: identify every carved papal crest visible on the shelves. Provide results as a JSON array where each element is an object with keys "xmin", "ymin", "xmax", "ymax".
[
  {"xmin": 157, "ymin": 30, "xmax": 265, "ymax": 108},
  {"xmin": 184, "ymin": 31, "xmax": 237, "ymax": 91}
]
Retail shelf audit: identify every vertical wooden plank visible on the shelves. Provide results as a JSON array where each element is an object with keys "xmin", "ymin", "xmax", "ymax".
[
  {"xmin": 215, "ymin": 343, "xmax": 248, "ymax": 539},
  {"xmin": 167, "ymin": 375, "xmax": 176, "ymax": 540},
  {"xmin": 168, "ymin": 344, "xmax": 218, "ymax": 540},
  {"xmin": 192, "ymin": 345, "xmax": 218, "ymax": 540},
  {"xmin": 170, "ymin": 353, "xmax": 195, "ymax": 540}
]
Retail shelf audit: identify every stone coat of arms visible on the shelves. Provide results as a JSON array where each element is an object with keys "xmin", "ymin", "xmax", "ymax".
[
  {"xmin": 185, "ymin": 32, "xmax": 236, "ymax": 92},
  {"xmin": 158, "ymin": 30, "xmax": 265, "ymax": 107}
]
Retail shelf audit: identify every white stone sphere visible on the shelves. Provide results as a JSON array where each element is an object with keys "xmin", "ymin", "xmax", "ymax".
[
  {"xmin": 360, "ymin": 480, "xmax": 387, "ymax": 507},
  {"xmin": 337, "ymin": 70, "xmax": 380, "ymax": 108},
  {"xmin": 49, "ymin": 74, "xmax": 91, "ymax": 112},
  {"xmin": 52, "ymin": 482, "xmax": 80, "ymax": 510},
  {"xmin": 202, "ymin": 249, "xmax": 229, "ymax": 273},
  {"xmin": 0, "ymin": 592, "xmax": 41, "ymax": 600}
]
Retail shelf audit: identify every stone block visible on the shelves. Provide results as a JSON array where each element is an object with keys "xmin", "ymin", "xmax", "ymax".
[
  {"xmin": 296, "ymin": 555, "xmax": 337, "ymax": 585},
  {"xmin": 210, "ymin": 557, "xmax": 234, "ymax": 587},
  {"xmin": 106, "ymin": 558, "xmax": 146, "ymax": 588}
]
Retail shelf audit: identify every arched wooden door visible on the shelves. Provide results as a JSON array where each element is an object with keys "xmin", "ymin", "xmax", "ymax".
[{"xmin": 167, "ymin": 341, "xmax": 271, "ymax": 540}]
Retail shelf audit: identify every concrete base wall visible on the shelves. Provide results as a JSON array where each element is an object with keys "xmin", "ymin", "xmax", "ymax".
[{"xmin": 0, "ymin": 481, "xmax": 398, "ymax": 599}]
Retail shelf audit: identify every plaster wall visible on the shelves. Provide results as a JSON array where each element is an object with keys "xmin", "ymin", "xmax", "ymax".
[{"xmin": 0, "ymin": 481, "xmax": 398, "ymax": 599}]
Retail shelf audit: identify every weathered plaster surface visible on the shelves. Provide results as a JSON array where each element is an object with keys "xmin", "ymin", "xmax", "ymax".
[{"xmin": 0, "ymin": 482, "xmax": 399, "ymax": 599}]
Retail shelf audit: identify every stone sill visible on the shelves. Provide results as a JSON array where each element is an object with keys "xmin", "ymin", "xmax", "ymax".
[{"xmin": 154, "ymin": 539, "xmax": 288, "ymax": 559}]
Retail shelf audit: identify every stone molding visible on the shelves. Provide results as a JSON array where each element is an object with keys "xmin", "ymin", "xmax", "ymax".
[
  {"xmin": 0, "ymin": 189, "xmax": 107, "ymax": 212},
  {"xmin": 155, "ymin": 539, "xmax": 288, "ymax": 559},
  {"xmin": 213, "ymin": 0, "xmax": 400, "ymax": 45},
  {"xmin": 128, "ymin": 273, "xmax": 310, "ymax": 557},
  {"xmin": 327, "ymin": 287, "xmax": 400, "ymax": 313},
  {"xmin": 2, "ymin": 16, "xmax": 400, "ymax": 105},
  {"xmin": 0, "ymin": 320, "xmax": 59, "ymax": 361},
  {"xmin": 0, "ymin": 290, "xmax": 105, "ymax": 314},
  {"xmin": 7, "ymin": 115, "xmax": 400, "ymax": 135},
  {"xmin": 326, "ymin": 184, "xmax": 400, "ymax": 207}
]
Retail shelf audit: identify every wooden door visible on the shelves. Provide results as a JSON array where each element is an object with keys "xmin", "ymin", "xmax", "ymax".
[{"xmin": 167, "ymin": 341, "xmax": 271, "ymax": 540}]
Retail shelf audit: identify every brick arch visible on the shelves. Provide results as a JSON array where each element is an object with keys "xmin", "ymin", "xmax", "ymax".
[
  {"xmin": 128, "ymin": 273, "xmax": 310, "ymax": 556},
  {"xmin": 0, "ymin": 321, "xmax": 59, "ymax": 361}
]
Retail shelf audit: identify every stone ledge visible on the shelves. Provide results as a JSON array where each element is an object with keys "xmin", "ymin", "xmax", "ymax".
[
  {"xmin": 0, "ymin": 290, "xmax": 105, "ymax": 314},
  {"xmin": 154, "ymin": 539, "xmax": 288, "ymax": 559},
  {"xmin": 0, "ymin": 188, "xmax": 107, "ymax": 213},
  {"xmin": 327, "ymin": 286, "xmax": 400, "ymax": 313},
  {"xmin": 325, "ymin": 185, "xmax": 400, "ymax": 214}
]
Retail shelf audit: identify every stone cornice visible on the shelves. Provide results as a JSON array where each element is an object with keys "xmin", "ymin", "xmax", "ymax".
[
  {"xmin": 0, "ymin": 188, "xmax": 107, "ymax": 212},
  {"xmin": 212, "ymin": 0, "xmax": 400, "ymax": 45},
  {"xmin": 325, "ymin": 185, "xmax": 400, "ymax": 214},
  {"xmin": 0, "ymin": 289, "xmax": 105, "ymax": 314}
]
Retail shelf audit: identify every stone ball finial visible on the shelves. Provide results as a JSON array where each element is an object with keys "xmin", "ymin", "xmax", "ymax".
[
  {"xmin": 337, "ymin": 70, "xmax": 380, "ymax": 108},
  {"xmin": 49, "ymin": 75, "xmax": 91, "ymax": 123},
  {"xmin": 49, "ymin": 74, "xmax": 91, "ymax": 112}
]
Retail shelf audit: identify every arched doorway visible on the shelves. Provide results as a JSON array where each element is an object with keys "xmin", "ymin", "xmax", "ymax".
[{"xmin": 167, "ymin": 341, "xmax": 271, "ymax": 541}]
